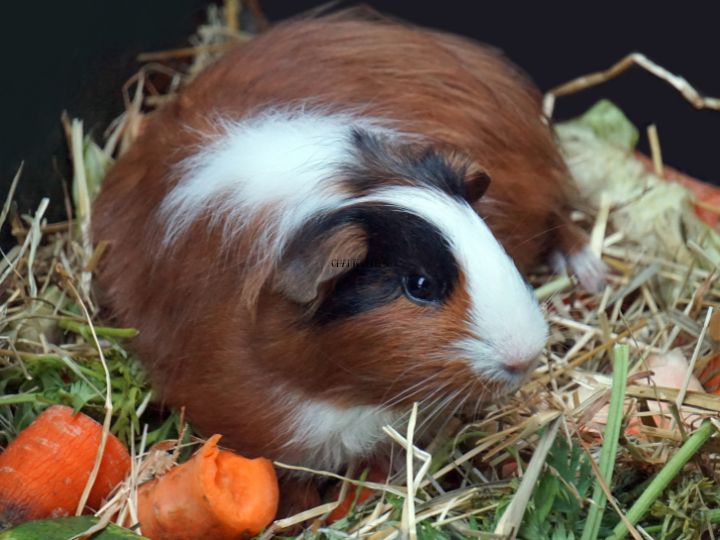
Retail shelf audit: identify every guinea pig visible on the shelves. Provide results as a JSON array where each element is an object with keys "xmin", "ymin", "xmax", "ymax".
[{"xmin": 92, "ymin": 13, "xmax": 604, "ymax": 512}]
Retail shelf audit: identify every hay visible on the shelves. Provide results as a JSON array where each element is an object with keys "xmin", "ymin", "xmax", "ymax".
[{"xmin": 1, "ymin": 2, "xmax": 719, "ymax": 539}]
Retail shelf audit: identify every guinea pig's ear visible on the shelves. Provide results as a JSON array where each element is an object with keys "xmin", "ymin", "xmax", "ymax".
[
  {"xmin": 274, "ymin": 223, "xmax": 368, "ymax": 304},
  {"xmin": 463, "ymin": 165, "xmax": 492, "ymax": 205}
]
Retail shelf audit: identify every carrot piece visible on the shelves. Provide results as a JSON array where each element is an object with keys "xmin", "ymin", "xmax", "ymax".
[
  {"xmin": 137, "ymin": 434, "xmax": 279, "ymax": 540},
  {"xmin": 0, "ymin": 404, "xmax": 131, "ymax": 527},
  {"xmin": 699, "ymin": 353, "xmax": 720, "ymax": 394},
  {"xmin": 327, "ymin": 484, "xmax": 374, "ymax": 524},
  {"xmin": 326, "ymin": 467, "xmax": 386, "ymax": 523}
]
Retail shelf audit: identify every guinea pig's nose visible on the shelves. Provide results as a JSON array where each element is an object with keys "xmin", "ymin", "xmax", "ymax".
[{"xmin": 501, "ymin": 354, "xmax": 538, "ymax": 375}]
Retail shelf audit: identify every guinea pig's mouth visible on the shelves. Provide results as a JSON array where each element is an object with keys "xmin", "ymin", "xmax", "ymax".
[
  {"xmin": 497, "ymin": 356, "xmax": 541, "ymax": 387},
  {"xmin": 494, "ymin": 368, "xmax": 533, "ymax": 395},
  {"xmin": 374, "ymin": 354, "xmax": 537, "ymax": 421}
]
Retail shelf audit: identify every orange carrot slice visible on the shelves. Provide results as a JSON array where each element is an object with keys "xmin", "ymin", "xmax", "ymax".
[
  {"xmin": 327, "ymin": 484, "xmax": 374, "ymax": 524},
  {"xmin": 699, "ymin": 353, "xmax": 720, "ymax": 394},
  {"xmin": 0, "ymin": 404, "xmax": 131, "ymax": 527},
  {"xmin": 326, "ymin": 467, "xmax": 386, "ymax": 523},
  {"xmin": 137, "ymin": 434, "xmax": 279, "ymax": 540}
]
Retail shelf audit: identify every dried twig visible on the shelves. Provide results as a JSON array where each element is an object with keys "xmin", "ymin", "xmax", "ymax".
[{"xmin": 544, "ymin": 52, "xmax": 720, "ymax": 117}]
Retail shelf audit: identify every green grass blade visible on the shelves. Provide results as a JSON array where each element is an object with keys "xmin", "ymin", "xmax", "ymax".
[
  {"xmin": 535, "ymin": 275, "xmax": 573, "ymax": 301},
  {"xmin": 59, "ymin": 319, "xmax": 139, "ymax": 338},
  {"xmin": 0, "ymin": 393, "xmax": 44, "ymax": 406},
  {"xmin": 581, "ymin": 344, "xmax": 629, "ymax": 540},
  {"xmin": 608, "ymin": 420, "xmax": 717, "ymax": 539}
]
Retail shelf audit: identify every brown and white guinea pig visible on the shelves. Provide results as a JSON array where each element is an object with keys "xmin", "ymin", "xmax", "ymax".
[{"xmin": 92, "ymin": 13, "xmax": 603, "ymax": 505}]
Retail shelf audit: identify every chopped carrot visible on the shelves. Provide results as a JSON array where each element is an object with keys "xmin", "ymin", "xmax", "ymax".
[
  {"xmin": 0, "ymin": 405, "xmax": 131, "ymax": 527},
  {"xmin": 699, "ymin": 353, "xmax": 720, "ymax": 394},
  {"xmin": 137, "ymin": 434, "xmax": 279, "ymax": 540},
  {"xmin": 326, "ymin": 467, "xmax": 386, "ymax": 523}
]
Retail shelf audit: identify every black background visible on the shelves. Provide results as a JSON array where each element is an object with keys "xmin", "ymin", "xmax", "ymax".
[{"xmin": 2, "ymin": 1, "xmax": 719, "ymax": 232}]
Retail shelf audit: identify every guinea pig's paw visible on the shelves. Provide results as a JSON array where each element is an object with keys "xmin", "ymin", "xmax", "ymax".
[
  {"xmin": 549, "ymin": 249, "xmax": 569, "ymax": 276},
  {"xmin": 564, "ymin": 245, "xmax": 608, "ymax": 294}
]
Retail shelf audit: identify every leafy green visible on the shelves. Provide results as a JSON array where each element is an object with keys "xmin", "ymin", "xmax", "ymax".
[
  {"xmin": 0, "ymin": 333, "xmax": 151, "ymax": 448},
  {"xmin": 569, "ymin": 99, "xmax": 639, "ymax": 150},
  {"xmin": 518, "ymin": 436, "xmax": 599, "ymax": 539}
]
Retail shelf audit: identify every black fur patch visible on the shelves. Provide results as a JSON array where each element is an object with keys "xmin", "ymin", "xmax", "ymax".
[
  {"xmin": 344, "ymin": 129, "xmax": 475, "ymax": 200},
  {"xmin": 294, "ymin": 203, "xmax": 460, "ymax": 324}
]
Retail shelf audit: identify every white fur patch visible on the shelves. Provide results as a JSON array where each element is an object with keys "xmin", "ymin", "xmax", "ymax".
[
  {"xmin": 551, "ymin": 244, "xmax": 607, "ymax": 293},
  {"xmin": 283, "ymin": 398, "xmax": 400, "ymax": 471},
  {"xmin": 350, "ymin": 187, "xmax": 548, "ymax": 379},
  {"xmin": 566, "ymin": 245, "xmax": 608, "ymax": 293},
  {"xmin": 160, "ymin": 109, "xmax": 397, "ymax": 258}
]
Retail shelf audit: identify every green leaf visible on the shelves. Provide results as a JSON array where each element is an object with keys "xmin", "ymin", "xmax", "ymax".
[
  {"xmin": 581, "ymin": 344, "xmax": 630, "ymax": 540},
  {"xmin": 569, "ymin": 99, "xmax": 639, "ymax": 150},
  {"xmin": 0, "ymin": 516, "xmax": 146, "ymax": 539},
  {"xmin": 609, "ymin": 421, "xmax": 718, "ymax": 539}
]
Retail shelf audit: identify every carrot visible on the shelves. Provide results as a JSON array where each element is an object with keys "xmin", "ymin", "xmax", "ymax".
[
  {"xmin": 699, "ymin": 353, "xmax": 720, "ymax": 394},
  {"xmin": 327, "ymin": 484, "xmax": 374, "ymax": 524},
  {"xmin": 326, "ymin": 467, "xmax": 386, "ymax": 524},
  {"xmin": 137, "ymin": 434, "xmax": 279, "ymax": 540},
  {"xmin": 0, "ymin": 404, "xmax": 131, "ymax": 528}
]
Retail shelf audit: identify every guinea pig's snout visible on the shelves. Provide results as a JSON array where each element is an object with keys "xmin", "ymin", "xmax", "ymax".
[{"xmin": 499, "ymin": 353, "xmax": 539, "ymax": 376}]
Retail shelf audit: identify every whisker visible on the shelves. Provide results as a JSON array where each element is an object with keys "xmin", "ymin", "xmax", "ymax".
[
  {"xmin": 377, "ymin": 375, "xmax": 435, "ymax": 413},
  {"xmin": 415, "ymin": 380, "xmax": 472, "ymax": 437},
  {"xmin": 414, "ymin": 382, "xmax": 454, "ymax": 420},
  {"xmin": 424, "ymin": 382, "xmax": 476, "ymax": 440}
]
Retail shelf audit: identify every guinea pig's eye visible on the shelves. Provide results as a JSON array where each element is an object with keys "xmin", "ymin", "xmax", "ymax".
[{"xmin": 402, "ymin": 274, "xmax": 440, "ymax": 304}]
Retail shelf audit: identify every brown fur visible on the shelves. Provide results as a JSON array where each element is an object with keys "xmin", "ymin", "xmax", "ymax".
[
  {"xmin": 92, "ymin": 14, "xmax": 585, "ymax": 510},
  {"xmin": 274, "ymin": 224, "xmax": 368, "ymax": 305}
]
